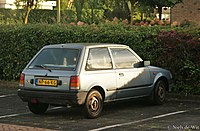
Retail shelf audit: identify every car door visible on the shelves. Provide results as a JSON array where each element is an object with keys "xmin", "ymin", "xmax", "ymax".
[{"xmin": 110, "ymin": 47, "xmax": 151, "ymax": 99}]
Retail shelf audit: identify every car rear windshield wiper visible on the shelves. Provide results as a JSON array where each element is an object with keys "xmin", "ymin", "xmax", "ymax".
[{"xmin": 34, "ymin": 65, "xmax": 52, "ymax": 72}]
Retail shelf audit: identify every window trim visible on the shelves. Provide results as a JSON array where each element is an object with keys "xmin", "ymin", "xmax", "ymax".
[
  {"xmin": 109, "ymin": 47, "xmax": 141, "ymax": 69},
  {"xmin": 28, "ymin": 48, "xmax": 81, "ymax": 71},
  {"xmin": 85, "ymin": 47, "xmax": 113, "ymax": 71}
]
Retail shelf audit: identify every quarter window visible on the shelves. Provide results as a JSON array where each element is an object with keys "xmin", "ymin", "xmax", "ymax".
[
  {"xmin": 110, "ymin": 48, "xmax": 140, "ymax": 69},
  {"xmin": 86, "ymin": 48, "xmax": 112, "ymax": 70}
]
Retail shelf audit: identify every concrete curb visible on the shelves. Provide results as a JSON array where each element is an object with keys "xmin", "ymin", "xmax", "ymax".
[{"xmin": 167, "ymin": 93, "xmax": 200, "ymax": 103}]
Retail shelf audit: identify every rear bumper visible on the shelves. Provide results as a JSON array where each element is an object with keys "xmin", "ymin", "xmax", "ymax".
[{"xmin": 18, "ymin": 89, "xmax": 87, "ymax": 106}]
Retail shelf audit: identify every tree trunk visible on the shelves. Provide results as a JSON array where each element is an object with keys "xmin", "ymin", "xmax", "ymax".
[
  {"xmin": 127, "ymin": 1, "xmax": 133, "ymax": 25},
  {"xmin": 24, "ymin": 7, "xmax": 31, "ymax": 24},
  {"xmin": 129, "ymin": 0, "xmax": 139, "ymax": 25},
  {"xmin": 140, "ymin": 13, "xmax": 144, "ymax": 21},
  {"xmin": 74, "ymin": 0, "xmax": 84, "ymax": 22},
  {"xmin": 91, "ymin": 7, "xmax": 94, "ymax": 24},
  {"xmin": 125, "ymin": 0, "xmax": 132, "ymax": 24},
  {"xmin": 158, "ymin": 6, "xmax": 162, "ymax": 20}
]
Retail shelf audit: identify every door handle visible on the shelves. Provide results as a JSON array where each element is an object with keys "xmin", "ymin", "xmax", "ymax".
[{"xmin": 119, "ymin": 73, "xmax": 124, "ymax": 77}]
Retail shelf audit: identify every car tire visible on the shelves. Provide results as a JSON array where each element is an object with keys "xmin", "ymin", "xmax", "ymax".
[
  {"xmin": 84, "ymin": 89, "xmax": 103, "ymax": 119},
  {"xmin": 153, "ymin": 80, "xmax": 167, "ymax": 105},
  {"xmin": 28, "ymin": 102, "xmax": 49, "ymax": 114}
]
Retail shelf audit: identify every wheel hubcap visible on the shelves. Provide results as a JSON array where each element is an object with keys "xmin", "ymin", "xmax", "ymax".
[
  {"xmin": 89, "ymin": 96, "xmax": 99, "ymax": 111},
  {"xmin": 158, "ymin": 86, "xmax": 165, "ymax": 99}
]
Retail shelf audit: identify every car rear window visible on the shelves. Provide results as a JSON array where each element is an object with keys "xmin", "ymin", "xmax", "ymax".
[{"xmin": 28, "ymin": 48, "xmax": 80, "ymax": 71}]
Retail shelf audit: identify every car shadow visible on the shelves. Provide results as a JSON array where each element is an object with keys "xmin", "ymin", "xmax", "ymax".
[{"xmin": 42, "ymin": 98, "xmax": 160, "ymax": 119}]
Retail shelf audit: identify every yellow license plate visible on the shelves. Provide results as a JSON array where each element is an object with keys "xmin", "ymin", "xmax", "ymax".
[{"xmin": 36, "ymin": 79, "xmax": 58, "ymax": 87}]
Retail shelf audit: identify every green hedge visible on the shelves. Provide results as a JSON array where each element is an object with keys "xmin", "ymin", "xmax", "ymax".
[
  {"xmin": 0, "ymin": 24, "xmax": 199, "ymax": 95},
  {"xmin": 156, "ymin": 30, "xmax": 200, "ymax": 95}
]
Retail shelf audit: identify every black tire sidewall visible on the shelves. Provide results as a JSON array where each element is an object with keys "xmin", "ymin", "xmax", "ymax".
[{"xmin": 28, "ymin": 102, "xmax": 49, "ymax": 114}]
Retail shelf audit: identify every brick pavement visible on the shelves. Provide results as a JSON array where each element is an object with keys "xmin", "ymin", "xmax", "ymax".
[{"xmin": 0, "ymin": 124, "xmax": 57, "ymax": 131}]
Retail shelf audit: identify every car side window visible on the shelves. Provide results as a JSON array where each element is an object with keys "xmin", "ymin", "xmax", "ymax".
[
  {"xmin": 110, "ymin": 48, "xmax": 140, "ymax": 69},
  {"xmin": 86, "ymin": 48, "xmax": 112, "ymax": 70}
]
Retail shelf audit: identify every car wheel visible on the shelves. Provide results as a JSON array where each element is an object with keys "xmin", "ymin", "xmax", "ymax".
[
  {"xmin": 28, "ymin": 102, "xmax": 49, "ymax": 114},
  {"xmin": 84, "ymin": 89, "xmax": 103, "ymax": 119},
  {"xmin": 153, "ymin": 80, "xmax": 167, "ymax": 105}
]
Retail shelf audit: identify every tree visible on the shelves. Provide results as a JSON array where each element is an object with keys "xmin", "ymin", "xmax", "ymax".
[
  {"xmin": 60, "ymin": 0, "xmax": 70, "ymax": 9},
  {"xmin": 127, "ymin": 0, "xmax": 138, "ymax": 25},
  {"xmin": 87, "ymin": 0, "xmax": 104, "ymax": 23},
  {"xmin": 74, "ymin": 0, "xmax": 85, "ymax": 21},
  {"xmin": 102, "ymin": 0, "xmax": 130, "ymax": 21},
  {"xmin": 128, "ymin": 0, "xmax": 153, "ymax": 22},
  {"xmin": 24, "ymin": 0, "xmax": 35, "ymax": 24},
  {"xmin": 15, "ymin": 0, "xmax": 43, "ymax": 24}
]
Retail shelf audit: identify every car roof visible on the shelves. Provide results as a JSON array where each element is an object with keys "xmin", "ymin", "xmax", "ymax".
[{"xmin": 43, "ymin": 43, "xmax": 128, "ymax": 49}]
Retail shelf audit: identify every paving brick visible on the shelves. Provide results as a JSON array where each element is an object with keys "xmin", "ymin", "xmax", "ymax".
[{"xmin": 0, "ymin": 124, "xmax": 57, "ymax": 131}]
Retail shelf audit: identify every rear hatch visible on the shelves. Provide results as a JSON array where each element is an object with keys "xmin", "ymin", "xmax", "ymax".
[
  {"xmin": 23, "ymin": 69, "xmax": 76, "ymax": 91},
  {"xmin": 21, "ymin": 47, "xmax": 81, "ymax": 92}
]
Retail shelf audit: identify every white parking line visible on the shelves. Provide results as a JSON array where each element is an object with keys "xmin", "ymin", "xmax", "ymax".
[
  {"xmin": 89, "ymin": 110, "xmax": 189, "ymax": 131},
  {"xmin": 0, "ymin": 94, "xmax": 17, "ymax": 98},
  {"xmin": 0, "ymin": 112, "xmax": 31, "ymax": 119},
  {"xmin": 0, "ymin": 107, "xmax": 63, "ymax": 119}
]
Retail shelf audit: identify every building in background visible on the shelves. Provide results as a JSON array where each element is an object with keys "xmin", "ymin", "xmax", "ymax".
[
  {"xmin": 0, "ymin": 0, "xmax": 56, "ymax": 10},
  {"xmin": 171, "ymin": 0, "xmax": 200, "ymax": 26},
  {"xmin": 155, "ymin": 7, "xmax": 171, "ymax": 21}
]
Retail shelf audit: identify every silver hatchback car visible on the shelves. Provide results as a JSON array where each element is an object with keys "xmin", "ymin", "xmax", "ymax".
[{"xmin": 18, "ymin": 43, "xmax": 173, "ymax": 118}]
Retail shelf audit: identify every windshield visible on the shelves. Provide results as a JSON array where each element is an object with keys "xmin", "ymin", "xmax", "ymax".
[{"xmin": 29, "ymin": 48, "xmax": 80, "ymax": 71}]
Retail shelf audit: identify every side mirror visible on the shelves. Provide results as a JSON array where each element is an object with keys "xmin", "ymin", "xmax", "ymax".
[
  {"xmin": 144, "ymin": 61, "xmax": 150, "ymax": 66},
  {"xmin": 136, "ymin": 61, "xmax": 151, "ymax": 68}
]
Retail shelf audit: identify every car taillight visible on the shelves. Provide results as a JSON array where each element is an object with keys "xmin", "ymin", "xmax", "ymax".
[
  {"xmin": 19, "ymin": 73, "xmax": 25, "ymax": 86},
  {"xmin": 70, "ymin": 76, "xmax": 80, "ymax": 90}
]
